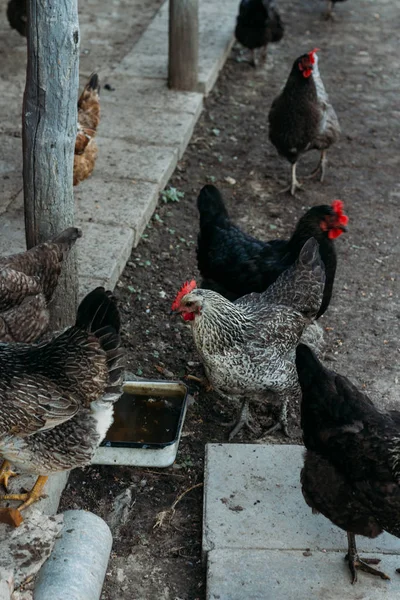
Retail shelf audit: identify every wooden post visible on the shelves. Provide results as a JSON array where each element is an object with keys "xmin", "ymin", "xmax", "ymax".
[
  {"xmin": 23, "ymin": 0, "xmax": 80, "ymax": 329},
  {"xmin": 168, "ymin": 0, "xmax": 199, "ymax": 91}
]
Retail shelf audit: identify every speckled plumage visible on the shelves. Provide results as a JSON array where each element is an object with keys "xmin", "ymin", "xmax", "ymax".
[
  {"xmin": 0, "ymin": 227, "xmax": 81, "ymax": 343},
  {"xmin": 297, "ymin": 344, "xmax": 400, "ymax": 578},
  {"xmin": 177, "ymin": 238, "xmax": 325, "ymax": 433},
  {"xmin": 0, "ymin": 287, "xmax": 124, "ymax": 476}
]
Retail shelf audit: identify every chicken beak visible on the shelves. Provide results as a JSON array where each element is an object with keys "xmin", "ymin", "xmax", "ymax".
[{"xmin": 339, "ymin": 225, "xmax": 348, "ymax": 232}]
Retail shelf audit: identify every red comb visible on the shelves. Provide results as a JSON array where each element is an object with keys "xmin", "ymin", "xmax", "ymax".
[
  {"xmin": 308, "ymin": 48, "xmax": 320, "ymax": 64},
  {"xmin": 171, "ymin": 280, "xmax": 197, "ymax": 311},
  {"xmin": 329, "ymin": 200, "xmax": 349, "ymax": 239}
]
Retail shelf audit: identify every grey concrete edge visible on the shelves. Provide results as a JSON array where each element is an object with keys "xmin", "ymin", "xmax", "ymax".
[{"xmin": 34, "ymin": 510, "xmax": 113, "ymax": 600}]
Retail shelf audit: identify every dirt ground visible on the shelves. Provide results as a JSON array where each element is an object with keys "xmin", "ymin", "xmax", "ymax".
[{"xmin": 58, "ymin": 0, "xmax": 399, "ymax": 598}]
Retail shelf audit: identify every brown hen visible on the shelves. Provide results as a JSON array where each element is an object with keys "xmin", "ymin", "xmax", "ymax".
[
  {"xmin": 0, "ymin": 227, "xmax": 82, "ymax": 343},
  {"xmin": 74, "ymin": 73, "xmax": 101, "ymax": 186}
]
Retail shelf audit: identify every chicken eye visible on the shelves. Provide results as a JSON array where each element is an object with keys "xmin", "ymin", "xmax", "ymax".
[{"xmin": 186, "ymin": 301, "xmax": 194, "ymax": 307}]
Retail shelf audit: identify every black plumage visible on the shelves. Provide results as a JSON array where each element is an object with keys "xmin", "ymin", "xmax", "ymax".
[
  {"xmin": 296, "ymin": 343, "xmax": 400, "ymax": 583},
  {"xmin": 268, "ymin": 50, "xmax": 340, "ymax": 195},
  {"xmin": 235, "ymin": 0, "xmax": 284, "ymax": 66},
  {"xmin": 196, "ymin": 184, "xmax": 347, "ymax": 318},
  {"xmin": 7, "ymin": 0, "xmax": 26, "ymax": 36}
]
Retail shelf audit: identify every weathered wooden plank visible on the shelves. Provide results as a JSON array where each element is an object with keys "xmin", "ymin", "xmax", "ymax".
[
  {"xmin": 23, "ymin": 0, "xmax": 80, "ymax": 328},
  {"xmin": 168, "ymin": 0, "xmax": 199, "ymax": 91}
]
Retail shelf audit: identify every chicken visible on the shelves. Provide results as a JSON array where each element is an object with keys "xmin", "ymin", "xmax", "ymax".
[
  {"xmin": 235, "ymin": 0, "xmax": 284, "ymax": 67},
  {"xmin": 0, "ymin": 227, "xmax": 82, "ymax": 343},
  {"xmin": 74, "ymin": 73, "xmax": 101, "ymax": 186},
  {"xmin": 296, "ymin": 343, "xmax": 400, "ymax": 583},
  {"xmin": 6, "ymin": 0, "xmax": 26, "ymax": 35},
  {"xmin": 172, "ymin": 238, "xmax": 325, "ymax": 439},
  {"xmin": 268, "ymin": 49, "xmax": 340, "ymax": 195},
  {"xmin": 0, "ymin": 287, "xmax": 124, "ymax": 524},
  {"xmin": 197, "ymin": 185, "xmax": 348, "ymax": 318},
  {"xmin": 324, "ymin": 0, "xmax": 348, "ymax": 20}
]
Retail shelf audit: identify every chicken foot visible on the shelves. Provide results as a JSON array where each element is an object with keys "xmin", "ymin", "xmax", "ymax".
[
  {"xmin": 185, "ymin": 375, "xmax": 213, "ymax": 392},
  {"xmin": 0, "ymin": 475, "xmax": 48, "ymax": 512},
  {"xmin": 0, "ymin": 460, "xmax": 17, "ymax": 491},
  {"xmin": 257, "ymin": 396, "xmax": 290, "ymax": 441},
  {"xmin": 346, "ymin": 532, "xmax": 390, "ymax": 584},
  {"xmin": 303, "ymin": 150, "xmax": 328, "ymax": 182},
  {"xmin": 227, "ymin": 399, "xmax": 258, "ymax": 441},
  {"xmin": 279, "ymin": 163, "xmax": 302, "ymax": 196},
  {"xmin": 323, "ymin": 1, "xmax": 335, "ymax": 20}
]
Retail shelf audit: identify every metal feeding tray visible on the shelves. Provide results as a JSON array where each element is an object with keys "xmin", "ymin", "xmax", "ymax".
[{"xmin": 92, "ymin": 380, "xmax": 188, "ymax": 467}]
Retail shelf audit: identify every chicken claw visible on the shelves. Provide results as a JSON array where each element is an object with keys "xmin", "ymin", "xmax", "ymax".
[
  {"xmin": 0, "ymin": 460, "xmax": 17, "ymax": 491},
  {"xmin": 228, "ymin": 399, "xmax": 258, "ymax": 441},
  {"xmin": 346, "ymin": 532, "xmax": 390, "ymax": 584},
  {"xmin": 257, "ymin": 399, "xmax": 290, "ymax": 441},
  {"xmin": 279, "ymin": 163, "xmax": 303, "ymax": 196},
  {"xmin": 185, "ymin": 375, "xmax": 213, "ymax": 392},
  {"xmin": 0, "ymin": 475, "xmax": 48, "ymax": 514}
]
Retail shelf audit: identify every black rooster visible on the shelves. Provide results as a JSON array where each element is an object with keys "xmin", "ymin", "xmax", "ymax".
[
  {"xmin": 196, "ymin": 184, "xmax": 347, "ymax": 318},
  {"xmin": 235, "ymin": 0, "xmax": 284, "ymax": 67},
  {"xmin": 296, "ymin": 343, "xmax": 400, "ymax": 583}
]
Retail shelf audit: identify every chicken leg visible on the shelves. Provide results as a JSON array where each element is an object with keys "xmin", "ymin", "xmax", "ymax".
[
  {"xmin": 257, "ymin": 394, "xmax": 290, "ymax": 441},
  {"xmin": 185, "ymin": 375, "xmax": 213, "ymax": 392},
  {"xmin": 228, "ymin": 399, "xmax": 258, "ymax": 441},
  {"xmin": 303, "ymin": 150, "xmax": 328, "ymax": 182},
  {"xmin": 279, "ymin": 163, "xmax": 302, "ymax": 196},
  {"xmin": 346, "ymin": 532, "xmax": 390, "ymax": 583},
  {"xmin": 0, "ymin": 475, "xmax": 48, "ymax": 511},
  {"xmin": 0, "ymin": 460, "xmax": 17, "ymax": 490}
]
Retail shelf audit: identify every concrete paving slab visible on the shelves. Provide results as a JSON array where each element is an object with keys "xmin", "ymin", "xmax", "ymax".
[
  {"xmin": 203, "ymin": 444, "xmax": 400, "ymax": 554},
  {"xmin": 207, "ymin": 549, "xmax": 400, "ymax": 600},
  {"xmin": 94, "ymin": 137, "xmax": 178, "ymax": 188},
  {"xmin": 74, "ymin": 177, "xmax": 159, "ymax": 245},
  {"xmin": 100, "ymin": 104, "xmax": 202, "ymax": 157},
  {"xmin": 100, "ymin": 76, "xmax": 203, "ymax": 115},
  {"xmin": 76, "ymin": 222, "xmax": 135, "ymax": 291}
]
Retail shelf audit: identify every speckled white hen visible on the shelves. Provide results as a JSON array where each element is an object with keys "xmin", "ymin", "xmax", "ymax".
[{"xmin": 172, "ymin": 238, "xmax": 325, "ymax": 439}]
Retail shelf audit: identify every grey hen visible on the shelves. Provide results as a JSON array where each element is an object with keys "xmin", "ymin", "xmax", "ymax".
[
  {"xmin": 0, "ymin": 227, "xmax": 82, "ymax": 343},
  {"xmin": 172, "ymin": 238, "xmax": 325, "ymax": 439},
  {"xmin": 0, "ymin": 287, "xmax": 124, "ymax": 523}
]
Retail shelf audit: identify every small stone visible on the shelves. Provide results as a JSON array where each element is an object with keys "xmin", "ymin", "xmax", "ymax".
[{"xmin": 224, "ymin": 176, "xmax": 236, "ymax": 185}]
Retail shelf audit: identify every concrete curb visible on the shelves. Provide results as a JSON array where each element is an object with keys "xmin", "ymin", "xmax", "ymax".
[{"xmin": 34, "ymin": 510, "xmax": 113, "ymax": 600}]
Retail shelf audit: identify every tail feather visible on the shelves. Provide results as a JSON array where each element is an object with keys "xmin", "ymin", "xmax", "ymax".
[
  {"xmin": 260, "ymin": 238, "xmax": 325, "ymax": 318},
  {"xmin": 76, "ymin": 288, "xmax": 124, "ymax": 400},
  {"xmin": 75, "ymin": 287, "xmax": 121, "ymax": 334},
  {"xmin": 49, "ymin": 227, "xmax": 82, "ymax": 259},
  {"xmin": 197, "ymin": 185, "xmax": 230, "ymax": 229}
]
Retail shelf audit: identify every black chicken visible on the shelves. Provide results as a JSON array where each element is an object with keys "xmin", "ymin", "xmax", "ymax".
[
  {"xmin": 296, "ymin": 343, "xmax": 400, "ymax": 583},
  {"xmin": 196, "ymin": 184, "xmax": 348, "ymax": 318},
  {"xmin": 235, "ymin": 0, "xmax": 284, "ymax": 67},
  {"xmin": 268, "ymin": 49, "xmax": 340, "ymax": 195},
  {"xmin": 324, "ymin": 0, "xmax": 348, "ymax": 20},
  {"xmin": 7, "ymin": 0, "xmax": 26, "ymax": 36}
]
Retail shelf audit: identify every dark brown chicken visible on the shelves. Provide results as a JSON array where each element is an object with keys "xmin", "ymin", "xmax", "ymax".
[
  {"xmin": 0, "ymin": 227, "xmax": 82, "ymax": 343},
  {"xmin": 74, "ymin": 73, "xmax": 101, "ymax": 186},
  {"xmin": 324, "ymin": 0, "xmax": 348, "ymax": 20},
  {"xmin": 235, "ymin": 0, "xmax": 284, "ymax": 67},
  {"xmin": 268, "ymin": 49, "xmax": 340, "ymax": 195},
  {"xmin": 197, "ymin": 185, "xmax": 348, "ymax": 318},
  {"xmin": 296, "ymin": 343, "xmax": 400, "ymax": 583}
]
